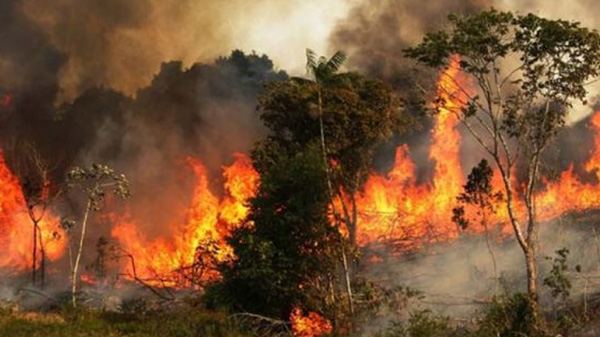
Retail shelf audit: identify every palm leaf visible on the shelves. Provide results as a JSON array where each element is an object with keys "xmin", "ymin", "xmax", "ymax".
[
  {"xmin": 306, "ymin": 48, "xmax": 318, "ymax": 76},
  {"xmin": 325, "ymin": 51, "xmax": 347, "ymax": 74}
]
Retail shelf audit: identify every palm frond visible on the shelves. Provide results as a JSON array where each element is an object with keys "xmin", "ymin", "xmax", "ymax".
[
  {"xmin": 305, "ymin": 49, "xmax": 348, "ymax": 83},
  {"xmin": 325, "ymin": 51, "xmax": 347, "ymax": 73},
  {"xmin": 306, "ymin": 49, "xmax": 317, "ymax": 75}
]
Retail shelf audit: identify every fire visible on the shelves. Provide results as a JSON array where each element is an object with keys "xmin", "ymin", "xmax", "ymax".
[
  {"xmin": 353, "ymin": 56, "xmax": 600, "ymax": 250},
  {"xmin": 111, "ymin": 153, "xmax": 258, "ymax": 285},
  {"xmin": 354, "ymin": 56, "xmax": 469, "ymax": 248},
  {"xmin": 290, "ymin": 308, "xmax": 332, "ymax": 337},
  {"xmin": 6, "ymin": 53, "xmax": 600, "ymax": 288},
  {"xmin": 538, "ymin": 112, "xmax": 600, "ymax": 219},
  {"xmin": 219, "ymin": 153, "xmax": 260, "ymax": 226},
  {"xmin": 109, "ymin": 55, "xmax": 600, "ymax": 284},
  {"xmin": 0, "ymin": 141, "xmax": 65, "ymax": 273}
]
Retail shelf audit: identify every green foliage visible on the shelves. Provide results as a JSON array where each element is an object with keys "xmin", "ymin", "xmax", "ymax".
[
  {"xmin": 405, "ymin": 9, "xmax": 600, "ymax": 144},
  {"xmin": 210, "ymin": 146, "xmax": 341, "ymax": 320},
  {"xmin": 0, "ymin": 307, "xmax": 250, "ymax": 337},
  {"xmin": 305, "ymin": 49, "xmax": 348, "ymax": 84},
  {"xmin": 257, "ymin": 71, "xmax": 406, "ymax": 180},
  {"xmin": 543, "ymin": 248, "xmax": 577, "ymax": 301},
  {"xmin": 405, "ymin": 9, "xmax": 600, "ymax": 102},
  {"xmin": 376, "ymin": 310, "xmax": 458, "ymax": 337},
  {"xmin": 452, "ymin": 159, "xmax": 502, "ymax": 230},
  {"xmin": 475, "ymin": 293, "xmax": 538, "ymax": 337}
]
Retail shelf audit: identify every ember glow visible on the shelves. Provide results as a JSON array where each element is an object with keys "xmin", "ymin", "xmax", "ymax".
[
  {"xmin": 290, "ymin": 308, "xmax": 333, "ymax": 337},
  {"xmin": 0, "ymin": 94, "xmax": 12, "ymax": 108}
]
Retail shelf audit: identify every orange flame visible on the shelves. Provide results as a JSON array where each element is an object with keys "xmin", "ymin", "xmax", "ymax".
[
  {"xmin": 354, "ymin": 56, "xmax": 600, "ymax": 250},
  {"xmin": 5, "ymin": 53, "xmax": 600, "ymax": 287},
  {"xmin": 111, "ymin": 153, "xmax": 258, "ymax": 285},
  {"xmin": 0, "ymin": 141, "xmax": 65, "ymax": 273},
  {"xmin": 290, "ymin": 308, "xmax": 332, "ymax": 337},
  {"xmin": 110, "ymin": 55, "xmax": 600, "ymax": 284},
  {"xmin": 354, "ymin": 56, "xmax": 469, "ymax": 248}
]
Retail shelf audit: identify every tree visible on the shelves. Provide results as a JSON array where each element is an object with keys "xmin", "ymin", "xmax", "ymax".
[
  {"xmin": 212, "ymin": 146, "xmax": 341, "ymax": 322},
  {"xmin": 405, "ymin": 9, "xmax": 600, "ymax": 320},
  {"xmin": 257, "ymin": 50, "xmax": 409, "ymax": 317},
  {"xmin": 452, "ymin": 159, "xmax": 502, "ymax": 286},
  {"xmin": 63, "ymin": 164, "xmax": 130, "ymax": 307},
  {"xmin": 6, "ymin": 140, "xmax": 60, "ymax": 289},
  {"xmin": 257, "ymin": 49, "xmax": 408, "ymax": 245}
]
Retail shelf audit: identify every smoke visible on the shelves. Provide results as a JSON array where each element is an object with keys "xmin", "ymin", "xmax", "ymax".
[
  {"xmin": 330, "ymin": 0, "xmax": 491, "ymax": 79},
  {"xmin": 16, "ymin": 0, "xmax": 350, "ymax": 102},
  {"xmin": 363, "ymin": 215, "xmax": 600, "ymax": 325},
  {"xmin": 2, "ymin": 0, "xmax": 600, "ymax": 320},
  {"xmin": 330, "ymin": 0, "xmax": 600, "ymax": 125},
  {"xmin": 330, "ymin": 0, "xmax": 493, "ymax": 181},
  {"xmin": 57, "ymin": 52, "xmax": 287, "ymax": 243}
]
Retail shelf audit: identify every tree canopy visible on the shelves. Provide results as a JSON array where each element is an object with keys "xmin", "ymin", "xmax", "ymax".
[{"xmin": 405, "ymin": 8, "xmax": 600, "ymax": 323}]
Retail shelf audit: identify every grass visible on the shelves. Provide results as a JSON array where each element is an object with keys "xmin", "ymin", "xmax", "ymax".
[{"xmin": 0, "ymin": 307, "xmax": 252, "ymax": 337}]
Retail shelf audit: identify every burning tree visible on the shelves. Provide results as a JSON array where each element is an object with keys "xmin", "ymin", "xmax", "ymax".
[
  {"xmin": 405, "ymin": 9, "xmax": 600, "ymax": 323},
  {"xmin": 63, "ymin": 164, "xmax": 130, "ymax": 307},
  {"xmin": 5, "ymin": 140, "xmax": 59, "ymax": 289},
  {"xmin": 213, "ymin": 147, "xmax": 341, "ymax": 323},
  {"xmin": 256, "ymin": 49, "xmax": 410, "ymax": 318}
]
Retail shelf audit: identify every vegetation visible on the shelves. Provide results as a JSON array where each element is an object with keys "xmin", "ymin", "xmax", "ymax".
[
  {"xmin": 62, "ymin": 164, "xmax": 130, "ymax": 307},
  {"xmin": 452, "ymin": 159, "xmax": 503, "ymax": 286},
  {"xmin": 209, "ymin": 146, "xmax": 341, "ymax": 321},
  {"xmin": 257, "ymin": 50, "xmax": 409, "ymax": 247},
  {"xmin": 405, "ymin": 8, "xmax": 600, "ymax": 324},
  {"xmin": 5, "ymin": 8, "xmax": 600, "ymax": 337},
  {"xmin": 0, "ymin": 307, "xmax": 251, "ymax": 337}
]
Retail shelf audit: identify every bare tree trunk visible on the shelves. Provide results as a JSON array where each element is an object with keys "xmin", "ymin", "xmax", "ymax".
[
  {"xmin": 316, "ymin": 87, "xmax": 354, "ymax": 316},
  {"xmin": 524, "ymin": 149, "xmax": 541, "ymax": 320},
  {"xmin": 37, "ymin": 224, "xmax": 46, "ymax": 289},
  {"xmin": 72, "ymin": 198, "xmax": 93, "ymax": 308},
  {"xmin": 32, "ymin": 222, "xmax": 37, "ymax": 285},
  {"xmin": 481, "ymin": 210, "xmax": 498, "ymax": 291},
  {"xmin": 525, "ymin": 247, "xmax": 538, "ymax": 302},
  {"xmin": 498, "ymin": 162, "xmax": 540, "ymax": 319},
  {"xmin": 341, "ymin": 245, "xmax": 354, "ymax": 315}
]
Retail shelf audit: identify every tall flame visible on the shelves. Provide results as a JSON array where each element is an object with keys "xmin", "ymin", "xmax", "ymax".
[
  {"xmin": 0, "ymin": 141, "xmax": 65, "ymax": 273},
  {"xmin": 355, "ymin": 56, "xmax": 469, "ymax": 248},
  {"xmin": 6, "ymin": 55, "xmax": 600, "ymax": 287},
  {"xmin": 111, "ymin": 153, "xmax": 258, "ymax": 284}
]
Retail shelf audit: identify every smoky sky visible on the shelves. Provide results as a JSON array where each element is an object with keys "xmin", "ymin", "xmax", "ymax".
[
  {"xmin": 330, "ymin": 0, "xmax": 492, "ymax": 181},
  {"xmin": 3, "ymin": 0, "xmax": 600, "ymax": 210}
]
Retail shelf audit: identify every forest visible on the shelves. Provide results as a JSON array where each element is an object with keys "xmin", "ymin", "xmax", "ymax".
[{"xmin": 3, "ymin": 2, "xmax": 600, "ymax": 337}]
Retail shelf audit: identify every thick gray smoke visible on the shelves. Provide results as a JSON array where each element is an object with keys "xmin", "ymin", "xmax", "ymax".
[
  {"xmin": 361, "ymin": 214, "xmax": 600, "ymax": 330},
  {"xmin": 17, "ymin": 0, "xmax": 348, "ymax": 102},
  {"xmin": 330, "ymin": 0, "xmax": 493, "ymax": 182}
]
